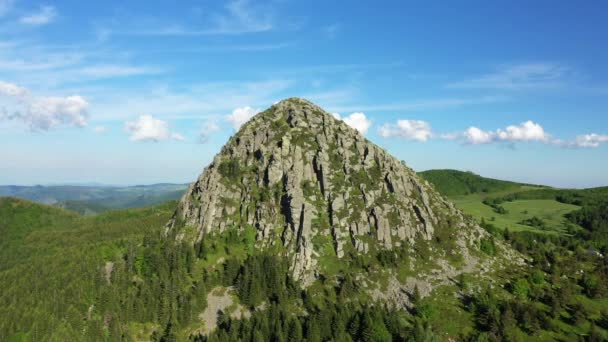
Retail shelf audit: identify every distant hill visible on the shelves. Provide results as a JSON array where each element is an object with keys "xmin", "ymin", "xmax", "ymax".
[
  {"xmin": 418, "ymin": 169, "xmax": 542, "ymax": 197},
  {"xmin": 0, "ymin": 183, "xmax": 189, "ymax": 215}
]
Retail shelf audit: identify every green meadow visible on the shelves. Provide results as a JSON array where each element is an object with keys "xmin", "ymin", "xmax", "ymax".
[{"xmin": 454, "ymin": 194, "xmax": 581, "ymax": 234}]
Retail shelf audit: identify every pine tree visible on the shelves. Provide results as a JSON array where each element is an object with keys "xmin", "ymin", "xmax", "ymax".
[{"xmin": 287, "ymin": 318, "xmax": 303, "ymax": 342}]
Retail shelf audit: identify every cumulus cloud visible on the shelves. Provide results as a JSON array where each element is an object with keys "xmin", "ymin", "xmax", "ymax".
[
  {"xmin": 20, "ymin": 5, "xmax": 57, "ymax": 25},
  {"xmin": 0, "ymin": 81, "xmax": 89, "ymax": 130},
  {"xmin": 22, "ymin": 96, "xmax": 88, "ymax": 130},
  {"xmin": 0, "ymin": 80, "xmax": 29, "ymax": 98},
  {"xmin": 333, "ymin": 112, "xmax": 372, "ymax": 134},
  {"xmin": 496, "ymin": 121, "xmax": 548, "ymax": 142},
  {"xmin": 225, "ymin": 106, "xmax": 259, "ymax": 130},
  {"xmin": 464, "ymin": 127, "xmax": 494, "ymax": 144},
  {"xmin": 125, "ymin": 115, "xmax": 183, "ymax": 142},
  {"xmin": 379, "ymin": 119, "xmax": 432, "ymax": 141},
  {"xmin": 199, "ymin": 120, "xmax": 220, "ymax": 143},
  {"xmin": 463, "ymin": 121, "xmax": 549, "ymax": 144},
  {"xmin": 375, "ymin": 116, "xmax": 605, "ymax": 149}
]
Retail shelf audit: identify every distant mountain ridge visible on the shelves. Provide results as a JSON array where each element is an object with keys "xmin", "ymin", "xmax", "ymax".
[{"xmin": 0, "ymin": 183, "xmax": 189, "ymax": 215}]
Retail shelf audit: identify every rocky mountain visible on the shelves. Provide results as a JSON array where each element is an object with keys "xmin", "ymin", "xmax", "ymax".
[{"xmin": 168, "ymin": 98, "xmax": 515, "ymax": 289}]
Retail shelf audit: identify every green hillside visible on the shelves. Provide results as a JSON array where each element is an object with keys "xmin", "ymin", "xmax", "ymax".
[
  {"xmin": 2, "ymin": 169, "xmax": 608, "ymax": 341},
  {"xmin": 0, "ymin": 198, "xmax": 177, "ymax": 341},
  {"xmin": 1, "ymin": 195, "xmax": 608, "ymax": 340},
  {"xmin": 420, "ymin": 169, "xmax": 587, "ymax": 234},
  {"xmin": 418, "ymin": 169, "xmax": 542, "ymax": 197}
]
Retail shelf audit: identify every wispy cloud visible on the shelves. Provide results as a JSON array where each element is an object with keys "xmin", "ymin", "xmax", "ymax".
[
  {"xmin": 139, "ymin": 42, "xmax": 292, "ymax": 54},
  {"xmin": 555, "ymin": 134, "xmax": 608, "ymax": 148},
  {"xmin": 102, "ymin": 0, "xmax": 274, "ymax": 38},
  {"xmin": 76, "ymin": 65, "xmax": 163, "ymax": 78},
  {"xmin": 0, "ymin": 49, "xmax": 85, "ymax": 72},
  {"xmin": 448, "ymin": 63, "xmax": 568, "ymax": 90},
  {"xmin": 270, "ymin": 62, "xmax": 404, "ymax": 76},
  {"xmin": 330, "ymin": 95, "xmax": 506, "ymax": 113},
  {"xmin": 0, "ymin": 40, "xmax": 163, "ymax": 87},
  {"xmin": 92, "ymin": 79, "xmax": 292, "ymax": 121},
  {"xmin": 199, "ymin": 120, "xmax": 220, "ymax": 143},
  {"xmin": 20, "ymin": 5, "xmax": 57, "ymax": 25}
]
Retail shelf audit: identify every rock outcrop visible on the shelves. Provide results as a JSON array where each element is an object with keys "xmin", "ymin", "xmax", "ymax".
[{"xmin": 168, "ymin": 98, "xmax": 490, "ymax": 284}]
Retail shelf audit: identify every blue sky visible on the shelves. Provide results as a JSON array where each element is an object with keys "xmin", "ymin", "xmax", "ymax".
[{"xmin": 1, "ymin": 0, "xmax": 607, "ymax": 187}]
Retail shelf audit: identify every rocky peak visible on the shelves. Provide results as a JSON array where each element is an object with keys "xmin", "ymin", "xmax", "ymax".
[{"xmin": 168, "ymin": 98, "xmax": 492, "ymax": 284}]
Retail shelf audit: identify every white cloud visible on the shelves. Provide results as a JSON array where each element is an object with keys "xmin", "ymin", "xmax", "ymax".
[
  {"xmin": 333, "ymin": 112, "xmax": 371, "ymax": 134},
  {"xmin": 0, "ymin": 80, "xmax": 29, "ymax": 98},
  {"xmin": 91, "ymin": 80, "xmax": 291, "ymax": 121},
  {"xmin": 0, "ymin": 81, "xmax": 89, "ymax": 130},
  {"xmin": 464, "ymin": 127, "xmax": 494, "ymax": 144},
  {"xmin": 329, "ymin": 95, "xmax": 506, "ymax": 113},
  {"xmin": 213, "ymin": 0, "xmax": 273, "ymax": 34},
  {"xmin": 94, "ymin": 125, "xmax": 107, "ymax": 134},
  {"xmin": 77, "ymin": 65, "xmax": 162, "ymax": 78},
  {"xmin": 199, "ymin": 120, "xmax": 220, "ymax": 143},
  {"xmin": 463, "ymin": 121, "xmax": 549, "ymax": 144},
  {"xmin": 21, "ymin": 96, "xmax": 88, "ymax": 130},
  {"xmin": 562, "ymin": 134, "xmax": 608, "ymax": 148},
  {"xmin": 20, "ymin": 5, "xmax": 57, "ymax": 25},
  {"xmin": 496, "ymin": 121, "xmax": 548, "ymax": 142},
  {"xmin": 225, "ymin": 106, "xmax": 259, "ymax": 130},
  {"xmin": 448, "ymin": 63, "xmax": 567, "ymax": 90},
  {"xmin": 379, "ymin": 119, "xmax": 432, "ymax": 141},
  {"xmin": 0, "ymin": 41, "xmax": 162, "ymax": 87},
  {"xmin": 105, "ymin": 0, "xmax": 273, "ymax": 37},
  {"xmin": 124, "ymin": 115, "xmax": 183, "ymax": 142}
]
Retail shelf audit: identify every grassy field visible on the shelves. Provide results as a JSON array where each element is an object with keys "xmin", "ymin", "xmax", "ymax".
[
  {"xmin": 454, "ymin": 194, "xmax": 580, "ymax": 234},
  {"xmin": 418, "ymin": 170, "xmax": 584, "ymax": 234}
]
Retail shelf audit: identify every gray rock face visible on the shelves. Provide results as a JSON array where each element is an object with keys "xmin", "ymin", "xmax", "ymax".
[{"xmin": 167, "ymin": 98, "xmax": 486, "ymax": 283}]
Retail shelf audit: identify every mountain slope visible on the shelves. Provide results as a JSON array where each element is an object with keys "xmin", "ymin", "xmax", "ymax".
[
  {"xmin": 418, "ymin": 169, "xmax": 542, "ymax": 197},
  {"xmin": 0, "ymin": 197, "xmax": 177, "ymax": 340},
  {"xmin": 168, "ymin": 98, "xmax": 515, "ymax": 287}
]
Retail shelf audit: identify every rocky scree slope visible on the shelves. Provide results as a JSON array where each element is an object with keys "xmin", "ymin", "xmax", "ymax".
[{"xmin": 167, "ymin": 98, "xmax": 504, "ymax": 285}]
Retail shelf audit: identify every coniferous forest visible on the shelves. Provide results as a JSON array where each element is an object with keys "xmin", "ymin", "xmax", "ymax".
[{"xmin": 2, "ymin": 175, "xmax": 608, "ymax": 341}]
